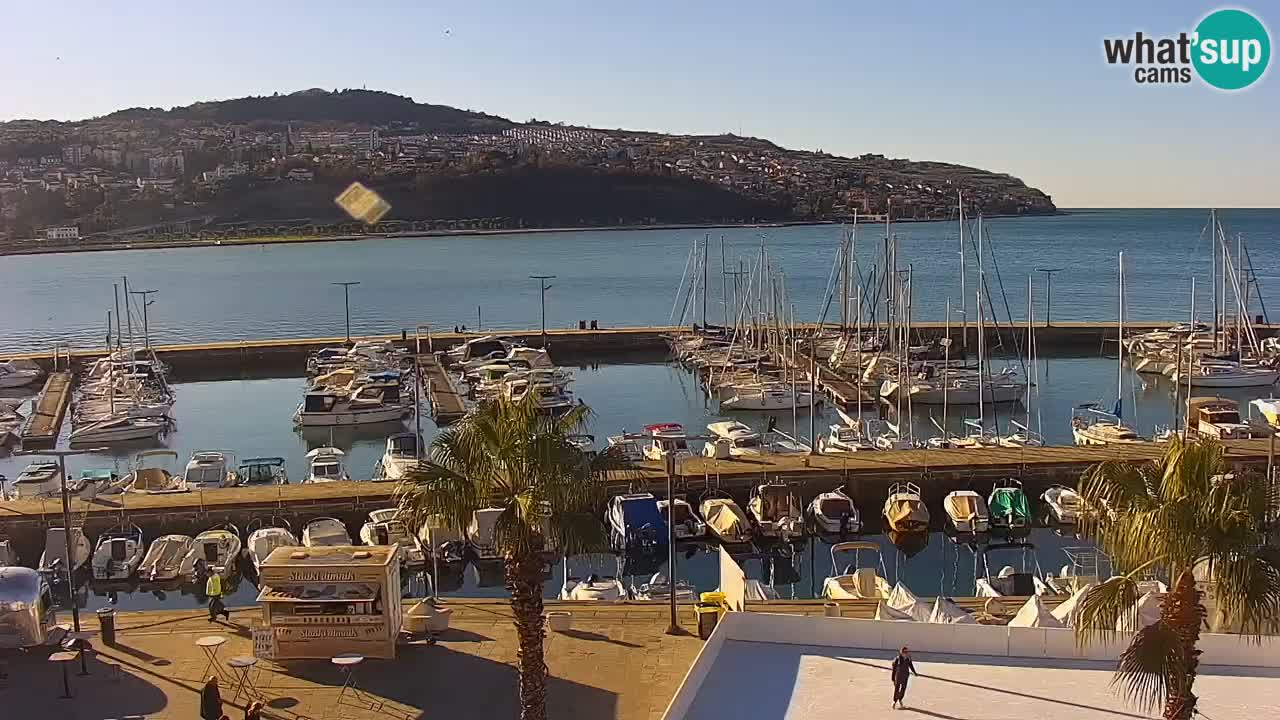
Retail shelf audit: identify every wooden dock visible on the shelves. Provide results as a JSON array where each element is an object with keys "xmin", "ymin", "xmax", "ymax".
[
  {"xmin": 419, "ymin": 353, "xmax": 467, "ymax": 424},
  {"xmin": 19, "ymin": 370, "xmax": 72, "ymax": 448}
]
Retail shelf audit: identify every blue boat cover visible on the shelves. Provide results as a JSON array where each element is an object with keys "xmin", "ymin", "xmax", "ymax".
[{"xmin": 621, "ymin": 497, "xmax": 668, "ymax": 536}]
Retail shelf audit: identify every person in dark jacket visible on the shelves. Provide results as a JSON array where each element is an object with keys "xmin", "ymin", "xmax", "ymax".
[
  {"xmin": 891, "ymin": 646, "xmax": 918, "ymax": 708},
  {"xmin": 200, "ymin": 676, "xmax": 223, "ymax": 720}
]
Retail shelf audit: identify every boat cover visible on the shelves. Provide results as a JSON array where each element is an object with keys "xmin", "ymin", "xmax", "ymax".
[
  {"xmin": 874, "ymin": 600, "xmax": 915, "ymax": 621},
  {"xmin": 928, "ymin": 597, "xmax": 976, "ymax": 624},
  {"xmin": 1050, "ymin": 583, "xmax": 1095, "ymax": 627},
  {"xmin": 756, "ymin": 485, "xmax": 797, "ymax": 521},
  {"xmin": 1116, "ymin": 591, "xmax": 1163, "ymax": 632},
  {"xmin": 620, "ymin": 497, "xmax": 668, "ymax": 536},
  {"xmin": 887, "ymin": 582, "xmax": 931, "ymax": 622},
  {"xmin": 990, "ymin": 487, "xmax": 1031, "ymax": 523},
  {"xmin": 132, "ymin": 468, "xmax": 180, "ymax": 493},
  {"xmin": 944, "ymin": 493, "xmax": 985, "ymax": 522},
  {"xmin": 141, "ymin": 536, "xmax": 190, "ymax": 573},
  {"xmin": 886, "ymin": 497, "xmax": 929, "ymax": 530},
  {"xmin": 702, "ymin": 499, "xmax": 749, "ymax": 540},
  {"xmin": 1008, "ymin": 595, "xmax": 1063, "ymax": 628}
]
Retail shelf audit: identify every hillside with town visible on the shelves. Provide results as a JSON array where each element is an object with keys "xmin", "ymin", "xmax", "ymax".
[{"xmin": 0, "ymin": 89, "xmax": 1056, "ymax": 250}]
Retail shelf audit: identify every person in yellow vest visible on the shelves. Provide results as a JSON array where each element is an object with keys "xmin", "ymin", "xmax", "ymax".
[{"xmin": 206, "ymin": 572, "xmax": 230, "ymax": 622}]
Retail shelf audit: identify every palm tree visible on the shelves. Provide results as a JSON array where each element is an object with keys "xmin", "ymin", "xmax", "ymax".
[
  {"xmin": 394, "ymin": 394, "xmax": 624, "ymax": 720},
  {"xmin": 1074, "ymin": 436, "xmax": 1280, "ymax": 720}
]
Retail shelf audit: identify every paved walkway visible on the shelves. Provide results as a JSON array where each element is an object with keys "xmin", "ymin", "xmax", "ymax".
[{"xmin": 0, "ymin": 601, "xmax": 710, "ymax": 720}]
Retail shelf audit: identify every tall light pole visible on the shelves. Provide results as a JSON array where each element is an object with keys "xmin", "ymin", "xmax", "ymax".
[
  {"xmin": 529, "ymin": 275, "xmax": 555, "ymax": 348},
  {"xmin": 128, "ymin": 289, "xmax": 157, "ymax": 349},
  {"xmin": 663, "ymin": 453, "xmax": 680, "ymax": 635},
  {"xmin": 1035, "ymin": 268, "xmax": 1063, "ymax": 327},
  {"xmin": 331, "ymin": 281, "xmax": 361, "ymax": 344},
  {"xmin": 18, "ymin": 447, "xmax": 108, "ymax": 674}
]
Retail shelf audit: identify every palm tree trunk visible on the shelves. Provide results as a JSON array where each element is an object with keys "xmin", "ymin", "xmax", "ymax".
[
  {"xmin": 1162, "ymin": 570, "xmax": 1205, "ymax": 720},
  {"xmin": 507, "ymin": 552, "xmax": 548, "ymax": 720}
]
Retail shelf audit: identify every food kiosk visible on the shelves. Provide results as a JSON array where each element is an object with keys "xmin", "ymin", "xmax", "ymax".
[{"xmin": 255, "ymin": 545, "xmax": 401, "ymax": 660}]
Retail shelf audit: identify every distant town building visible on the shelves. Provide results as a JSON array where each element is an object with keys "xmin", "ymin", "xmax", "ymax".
[{"xmin": 44, "ymin": 226, "xmax": 79, "ymax": 240}]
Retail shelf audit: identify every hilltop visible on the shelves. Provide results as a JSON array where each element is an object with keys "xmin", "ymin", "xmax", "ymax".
[{"xmin": 0, "ymin": 89, "xmax": 1055, "ymax": 246}]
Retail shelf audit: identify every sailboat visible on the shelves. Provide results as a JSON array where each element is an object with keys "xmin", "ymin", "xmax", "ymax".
[{"xmin": 1072, "ymin": 252, "xmax": 1147, "ymax": 446}]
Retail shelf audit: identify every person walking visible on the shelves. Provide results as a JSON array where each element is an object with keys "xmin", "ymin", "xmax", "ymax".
[
  {"xmin": 891, "ymin": 646, "xmax": 918, "ymax": 709},
  {"xmin": 200, "ymin": 677, "xmax": 223, "ymax": 720},
  {"xmin": 206, "ymin": 571, "xmax": 230, "ymax": 622},
  {"xmin": 244, "ymin": 701, "xmax": 265, "ymax": 720}
]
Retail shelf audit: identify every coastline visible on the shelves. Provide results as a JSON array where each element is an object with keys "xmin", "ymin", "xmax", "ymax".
[{"xmin": 0, "ymin": 211, "xmax": 1063, "ymax": 258}]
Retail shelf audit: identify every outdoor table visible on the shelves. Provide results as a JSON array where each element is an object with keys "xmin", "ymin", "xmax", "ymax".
[
  {"xmin": 227, "ymin": 655, "xmax": 260, "ymax": 703},
  {"xmin": 66, "ymin": 631, "xmax": 94, "ymax": 675},
  {"xmin": 328, "ymin": 653, "xmax": 378, "ymax": 716},
  {"xmin": 49, "ymin": 651, "xmax": 77, "ymax": 699},
  {"xmin": 195, "ymin": 635, "xmax": 228, "ymax": 681}
]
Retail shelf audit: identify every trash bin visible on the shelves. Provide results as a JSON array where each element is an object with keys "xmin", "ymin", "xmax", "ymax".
[
  {"xmin": 97, "ymin": 607, "xmax": 116, "ymax": 646},
  {"xmin": 694, "ymin": 602, "xmax": 720, "ymax": 640}
]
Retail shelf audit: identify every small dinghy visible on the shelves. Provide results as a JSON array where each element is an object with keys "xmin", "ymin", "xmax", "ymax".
[
  {"xmin": 943, "ymin": 490, "xmax": 990, "ymax": 534},
  {"xmin": 807, "ymin": 487, "xmax": 861, "ymax": 536},
  {"xmin": 139, "ymin": 534, "xmax": 193, "ymax": 581},
  {"xmin": 1042, "ymin": 485, "xmax": 1082, "ymax": 525}
]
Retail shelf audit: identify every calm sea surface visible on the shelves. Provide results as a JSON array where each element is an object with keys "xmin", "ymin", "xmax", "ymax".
[{"xmin": 3, "ymin": 209, "xmax": 1278, "ymax": 354}]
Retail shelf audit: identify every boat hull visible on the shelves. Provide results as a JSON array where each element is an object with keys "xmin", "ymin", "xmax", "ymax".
[{"xmin": 294, "ymin": 405, "xmax": 407, "ymax": 426}]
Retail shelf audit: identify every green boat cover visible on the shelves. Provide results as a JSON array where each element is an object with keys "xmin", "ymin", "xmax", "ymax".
[{"xmin": 990, "ymin": 487, "xmax": 1030, "ymax": 524}]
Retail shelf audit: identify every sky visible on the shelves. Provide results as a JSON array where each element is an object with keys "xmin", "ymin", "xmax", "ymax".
[{"xmin": 4, "ymin": 1, "xmax": 1277, "ymax": 208}]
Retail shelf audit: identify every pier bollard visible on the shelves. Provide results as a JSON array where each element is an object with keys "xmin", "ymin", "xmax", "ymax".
[{"xmin": 824, "ymin": 602, "xmax": 841, "ymax": 618}]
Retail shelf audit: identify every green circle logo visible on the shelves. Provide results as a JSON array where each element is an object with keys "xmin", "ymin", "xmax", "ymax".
[{"xmin": 1193, "ymin": 9, "xmax": 1271, "ymax": 90}]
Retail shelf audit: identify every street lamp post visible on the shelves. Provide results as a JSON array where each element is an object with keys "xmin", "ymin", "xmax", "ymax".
[
  {"xmin": 128, "ymin": 289, "xmax": 157, "ymax": 349},
  {"xmin": 1034, "ymin": 268, "xmax": 1064, "ymax": 327},
  {"xmin": 664, "ymin": 453, "xmax": 680, "ymax": 635},
  {"xmin": 18, "ymin": 447, "xmax": 108, "ymax": 674},
  {"xmin": 331, "ymin": 281, "xmax": 361, "ymax": 344},
  {"xmin": 529, "ymin": 275, "xmax": 556, "ymax": 348}
]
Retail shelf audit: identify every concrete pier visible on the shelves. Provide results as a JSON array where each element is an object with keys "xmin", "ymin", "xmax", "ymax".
[{"xmin": 20, "ymin": 370, "xmax": 73, "ymax": 449}]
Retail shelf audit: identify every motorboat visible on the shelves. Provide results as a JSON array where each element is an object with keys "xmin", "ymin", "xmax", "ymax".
[
  {"xmin": 1185, "ymin": 397, "xmax": 1253, "ymax": 440},
  {"xmin": 0, "ymin": 360, "xmax": 43, "ymax": 388},
  {"xmin": 560, "ymin": 560, "xmax": 627, "ymax": 601},
  {"xmin": 0, "ymin": 567, "xmax": 58, "ymax": 649},
  {"xmin": 448, "ymin": 335, "xmax": 512, "ymax": 365},
  {"xmin": 975, "ymin": 542, "xmax": 1051, "ymax": 597},
  {"xmin": 818, "ymin": 420, "xmax": 878, "ymax": 454},
  {"xmin": 988, "ymin": 479, "xmax": 1031, "ymax": 534},
  {"xmin": 641, "ymin": 423, "xmax": 697, "ymax": 461},
  {"xmin": 416, "ymin": 517, "xmax": 467, "ymax": 572},
  {"xmin": 657, "ymin": 497, "xmax": 707, "ymax": 540},
  {"xmin": 1071, "ymin": 406, "xmax": 1146, "ymax": 446},
  {"xmin": 467, "ymin": 508, "xmax": 505, "ymax": 562},
  {"xmin": 302, "ymin": 517, "xmax": 352, "ymax": 547},
  {"xmin": 293, "ymin": 384, "xmax": 408, "ymax": 426},
  {"xmin": 124, "ymin": 450, "xmax": 188, "ymax": 493},
  {"xmin": 883, "ymin": 482, "xmax": 929, "ymax": 533},
  {"xmin": 237, "ymin": 457, "xmax": 289, "ymax": 485},
  {"xmin": 39, "ymin": 527, "xmax": 91, "ymax": 574},
  {"xmin": 1042, "ymin": 485, "xmax": 1082, "ymax": 525},
  {"xmin": 379, "ymin": 432, "xmax": 421, "ymax": 480},
  {"xmin": 1172, "ymin": 362, "xmax": 1280, "ymax": 388},
  {"xmin": 359, "ymin": 508, "xmax": 425, "ymax": 567},
  {"xmin": 72, "ymin": 468, "xmax": 118, "ymax": 496},
  {"xmin": 630, "ymin": 573, "xmax": 696, "ymax": 602},
  {"xmin": 186, "ymin": 526, "xmax": 241, "ymax": 579},
  {"xmin": 606, "ymin": 432, "xmax": 646, "ymax": 462},
  {"xmin": 821, "ymin": 541, "xmax": 892, "ymax": 600},
  {"xmin": 606, "ymin": 493, "xmax": 669, "ymax": 553},
  {"xmin": 943, "ymin": 490, "xmax": 990, "ymax": 534},
  {"xmin": 699, "ymin": 494, "xmax": 753, "ymax": 545},
  {"xmin": 807, "ymin": 487, "xmax": 862, "ymax": 536},
  {"xmin": 91, "ymin": 524, "xmax": 145, "ymax": 581},
  {"xmin": 184, "ymin": 450, "xmax": 238, "ymax": 489},
  {"xmin": 503, "ymin": 378, "xmax": 575, "ymax": 413},
  {"xmin": 702, "ymin": 420, "xmax": 765, "ymax": 458},
  {"xmin": 69, "ymin": 415, "xmax": 166, "ymax": 444},
  {"xmin": 304, "ymin": 447, "xmax": 350, "ymax": 483},
  {"xmin": 747, "ymin": 482, "xmax": 804, "ymax": 541},
  {"xmin": 246, "ymin": 525, "xmax": 299, "ymax": 572},
  {"xmin": 138, "ymin": 534, "xmax": 193, "ymax": 581},
  {"xmin": 12, "ymin": 462, "xmax": 63, "ymax": 499}
]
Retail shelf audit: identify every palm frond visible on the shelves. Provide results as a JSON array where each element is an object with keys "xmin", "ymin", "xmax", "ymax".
[
  {"xmin": 1111, "ymin": 620, "xmax": 1186, "ymax": 713},
  {"xmin": 1211, "ymin": 545, "xmax": 1280, "ymax": 636},
  {"xmin": 1074, "ymin": 575, "xmax": 1141, "ymax": 646}
]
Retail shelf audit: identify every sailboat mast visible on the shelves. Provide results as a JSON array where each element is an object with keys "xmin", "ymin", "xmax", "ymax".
[
  {"xmin": 113, "ymin": 283, "xmax": 123, "ymax": 354},
  {"xmin": 1026, "ymin": 274, "xmax": 1033, "ymax": 432},
  {"xmin": 958, "ymin": 190, "xmax": 967, "ymax": 354},
  {"xmin": 839, "ymin": 227, "xmax": 849, "ymax": 334},
  {"xmin": 1117, "ymin": 252, "xmax": 1125, "ymax": 418},
  {"xmin": 1211, "ymin": 209, "xmax": 1220, "ymax": 352},
  {"xmin": 943, "ymin": 298, "xmax": 951, "ymax": 437},
  {"xmin": 856, "ymin": 282, "xmax": 864, "ymax": 419},
  {"xmin": 977, "ymin": 288, "xmax": 985, "ymax": 430}
]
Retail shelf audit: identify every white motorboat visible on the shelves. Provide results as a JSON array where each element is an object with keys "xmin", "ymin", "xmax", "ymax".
[
  {"xmin": 124, "ymin": 450, "xmax": 188, "ymax": 493},
  {"xmin": 1185, "ymin": 397, "xmax": 1253, "ymax": 440},
  {"xmin": 1071, "ymin": 406, "xmax": 1147, "ymax": 446},
  {"xmin": 747, "ymin": 482, "xmax": 804, "ymax": 541},
  {"xmin": 246, "ymin": 525, "xmax": 299, "ymax": 572},
  {"xmin": 807, "ymin": 488, "xmax": 862, "ymax": 535},
  {"xmin": 560, "ymin": 567, "xmax": 626, "ymax": 601},
  {"xmin": 630, "ymin": 573, "xmax": 696, "ymax": 602},
  {"xmin": 186, "ymin": 526, "xmax": 241, "ymax": 579},
  {"xmin": 699, "ymin": 494, "xmax": 753, "ymax": 545},
  {"xmin": 379, "ymin": 432, "xmax": 420, "ymax": 480},
  {"xmin": 237, "ymin": 457, "xmax": 289, "ymax": 485},
  {"xmin": 641, "ymin": 423, "xmax": 697, "ymax": 461},
  {"xmin": 467, "ymin": 508, "xmax": 505, "ymax": 562},
  {"xmin": 302, "ymin": 518, "xmax": 351, "ymax": 547},
  {"xmin": 1173, "ymin": 362, "xmax": 1280, "ymax": 388},
  {"xmin": 1042, "ymin": 485, "xmax": 1082, "ymax": 525},
  {"xmin": 0, "ymin": 360, "xmax": 42, "ymax": 388},
  {"xmin": 293, "ymin": 385, "xmax": 408, "ymax": 427},
  {"xmin": 883, "ymin": 482, "xmax": 929, "ymax": 533},
  {"xmin": 39, "ymin": 527, "xmax": 91, "ymax": 574},
  {"xmin": 817, "ymin": 421, "xmax": 877, "ymax": 454},
  {"xmin": 12, "ymin": 462, "xmax": 63, "ymax": 499},
  {"xmin": 138, "ymin": 534, "xmax": 193, "ymax": 581},
  {"xmin": 304, "ymin": 447, "xmax": 350, "ymax": 483},
  {"xmin": 416, "ymin": 518, "xmax": 467, "ymax": 570},
  {"xmin": 702, "ymin": 420, "xmax": 765, "ymax": 458},
  {"xmin": 606, "ymin": 433, "xmax": 645, "ymax": 462},
  {"xmin": 720, "ymin": 382, "xmax": 818, "ymax": 411},
  {"xmin": 821, "ymin": 541, "xmax": 891, "ymax": 600},
  {"xmin": 606, "ymin": 493, "xmax": 668, "ymax": 553},
  {"xmin": 359, "ymin": 508, "xmax": 424, "ymax": 567},
  {"xmin": 91, "ymin": 524, "xmax": 145, "ymax": 581},
  {"xmin": 503, "ymin": 378, "xmax": 575, "ymax": 413},
  {"xmin": 943, "ymin": 490, "xmax": 990, "ymax": 534},
  {"xmin": 184, "ymin": 450, "xmax": 238, "ymax": 489},
  {"xmin": 657, "ymin": 497, "xmax": 707, "ymax": 540},
  {"xmin": 69, "ymin": 415, "xmax": 166, "ymax": 444},
  {"xmin": 975, "ymin": 542, "xmax": 1052, "ymax": 597}
]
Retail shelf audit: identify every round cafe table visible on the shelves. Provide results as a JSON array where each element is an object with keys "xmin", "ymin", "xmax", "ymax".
[
  {"xmin": 196, "ymin": 635, "xmax": 228, "ymax": 681},
  {"xmin": 227, "ymin": 655, "xmax": 260, "ymax": 702},
  {"xmin": 328, "ymin": 653, "xmax": 369, "ymax": 717}
]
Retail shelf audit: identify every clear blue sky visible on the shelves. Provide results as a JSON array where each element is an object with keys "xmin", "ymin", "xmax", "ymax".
[{"xmin": 5, "ymin": 1, "xmax": 1276, "ymax": 207}]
